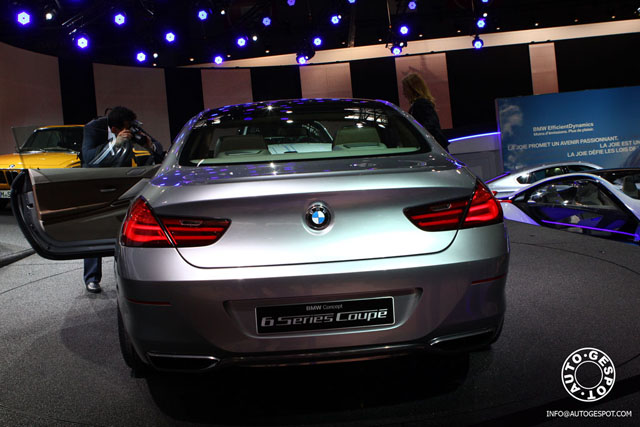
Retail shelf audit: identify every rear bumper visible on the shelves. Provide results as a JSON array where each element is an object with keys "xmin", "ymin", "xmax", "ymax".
[{"xmin": 116, "ymin": 223, "xmax": 509, "ymax": 371}]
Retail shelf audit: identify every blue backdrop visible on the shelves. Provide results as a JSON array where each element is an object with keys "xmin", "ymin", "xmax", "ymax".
[{"xmin": 497, "ymin": 86, "xmax": 640, "ymax": 171}]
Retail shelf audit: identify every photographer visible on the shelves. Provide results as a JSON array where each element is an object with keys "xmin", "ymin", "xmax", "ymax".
[{"xmin": 81, "ymin": 106, "xmax": 164, "ymax": 293}]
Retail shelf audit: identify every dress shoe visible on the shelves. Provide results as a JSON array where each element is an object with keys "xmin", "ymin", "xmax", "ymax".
[{"xmin": 86, "ymin": 282, "xmax": 102, "ymax": 293}]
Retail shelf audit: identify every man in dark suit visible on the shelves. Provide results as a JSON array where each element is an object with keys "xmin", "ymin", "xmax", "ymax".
[{"xmin": 81, "ymin": 106, "xmax": 163, "ymax": 293}]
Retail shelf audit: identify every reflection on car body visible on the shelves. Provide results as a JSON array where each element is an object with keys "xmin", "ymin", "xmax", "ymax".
[
  {"xmin": 499, "ymin": 168, "xmax": 640, "ymax": 244},
  {"xmin": 12, "ymin": 99, "xmax": 509, "ymax": 374}
]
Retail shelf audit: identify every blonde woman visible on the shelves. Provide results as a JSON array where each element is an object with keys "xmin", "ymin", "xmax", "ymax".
[{"xmin": 402, "ymin": 73, "xmax": 449, "ymax": 152}]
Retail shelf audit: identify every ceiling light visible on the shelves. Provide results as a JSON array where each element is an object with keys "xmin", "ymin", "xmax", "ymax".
[
  {"xmin": 237, "ymin": 36, "xmax": 247, "ymax": 47},
  {"xmin": 75, "ymin": 35, "xmax": 89, "ymax": 49},
  {"xmin": 153, "ymin": 52, "xmax": 158, "ymax": 58},
  {"xmin": 408, "ymin": 1, "xmax": 417, "ymax": 10},
  {"xmin": 390, "ymin": 41, "xmax": 404, "ymax": 55},
  {"xmin": 17, "ymin": 11, "xmax": 31, "ymax": 26},
  {"xmin": 287, "ymin": 0, "xmax": 296, "ymax": 6},
  {"xmin": 472, "ymin": 35, "xmax": 484, "ymax": 49},
  {"xmin": 114, "ymin": 13, "xmax": 126, "ymax": 26},
  {"xmin": 44, "ymin": 5, "xmax": 58, "ymax": 21},
  {"xmin": 348, "ymin": 0, "xmax": 356, "ymax": 4},
  {"xmin": 165, "ymin": 32, "xmax": 176, "ymax": 43},
  {"xmin": 477, "ymin": 18, "xmax": 486, "ymax": 29},
  {"xmin": 252, "ymin": 35, "xmax": 258, "ymax": 41},
  {"xmin": 331, "ymin": 15, "xmax": 341, "ymax": 25},
  {"xmin": 220, "ymin": 9, "xmax": 226, "ymax": 15},
  {"xmin": 262, "ymin": 17, "xmax": 271, "ymax": 26},
  {"xmin": 313, "ymin": 37, "xmax": 322, "ymax": 47},
  {"xmin": 136, "ymin": 52, "xmax": 147, "ymax": 62},
  {"xmin": 189, "ymin": 57, "xmax": 194, "ymax": 62},
  {"xmin": 399, "ymin": 25, "xmax": 409, "ymax": 35},
  {"xmin": 214, "ymin": 55, "xmax": 224, "ymax": 65},
  {"xmin": 198, "ymin": 10, "xmax": 208, "ymax": 20}
]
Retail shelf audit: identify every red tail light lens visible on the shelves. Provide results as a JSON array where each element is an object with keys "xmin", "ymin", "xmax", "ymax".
[
  {"xmin": 121, "ymin": 198, "xmax": 230, "ymax": 248},
  {"xmin": 405, "ymin": 181, "xmax": 503, "ymax": 231},
  {"xmin": 462, "ymin": 182, "xmax": 503, "ymax": 228},
  {"xmin": 160, "ymin": 217, "xmax": 230, "ymax": 247}
]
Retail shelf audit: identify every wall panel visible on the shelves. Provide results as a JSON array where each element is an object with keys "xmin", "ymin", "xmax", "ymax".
[
  {"xmin": 300, "ymin": 63, "xmax": 352, "ymax": 99},
  {"xmin": 94, "ymin": 64, "xmax": 170, "ymax": 148},
  {"xmin": 529, "ymin": 43, "xmax": 559, "ymax": 95},
  {"xmin": 395, "ymin": 53, "xmax": 452, "ymax": 129},
  {"xmin": 202, "ymin": 68, "xmax": 253, "ymax": 109},
  {"xmin": 0, "ymin": 42, "xmax": 63, "ymax": 153}
]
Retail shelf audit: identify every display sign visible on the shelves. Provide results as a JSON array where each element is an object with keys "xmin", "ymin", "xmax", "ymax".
[{"xmin": 497, "ymin": 86, "xmax": 640, "ymax": 171}]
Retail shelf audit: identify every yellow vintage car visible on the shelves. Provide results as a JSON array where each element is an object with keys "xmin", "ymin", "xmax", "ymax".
[{"xmin": 0, "ymin": 125, "xmax": 155, "ymax": 208}]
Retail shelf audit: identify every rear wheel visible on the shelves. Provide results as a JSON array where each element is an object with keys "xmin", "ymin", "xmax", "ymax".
[{"xmin": 117, "ymin": 305, "xmax": 149, "ymax": 376}]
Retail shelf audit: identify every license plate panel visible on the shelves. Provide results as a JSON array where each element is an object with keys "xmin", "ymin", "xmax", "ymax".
[
  {"xmin": 0, "ymin": 190, "xmax": 11, "ymax": 199},
  {"xmin": 256, "ymin": 297, "xmax": 395, "ymax": 334}
]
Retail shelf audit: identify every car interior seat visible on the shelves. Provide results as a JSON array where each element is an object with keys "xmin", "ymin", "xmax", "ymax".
[
  {"xmin": 332, "ymin": 126, "xmax": 385, "ymax": 150},
  {"xmin": 214, "ymin": 135, "xmax": 268, "ymax": 157},
  {"xmin": 575, "ymin": 183, "xmax": 602, "ymax": 205},
  {"xmin": 621, "ymin": 175, "xmax": 639, "ymax": 199}
]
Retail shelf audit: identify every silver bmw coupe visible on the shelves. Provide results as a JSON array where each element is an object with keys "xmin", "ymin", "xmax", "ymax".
[{"xmin": 13, "ymin": 99, "xmax": 509, "ymax": 373}]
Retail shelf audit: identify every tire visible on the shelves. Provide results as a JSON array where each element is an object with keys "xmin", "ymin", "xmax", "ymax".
[{"xmin": 117, "ymin": 305, "xmax": 150, "ymax": 376}]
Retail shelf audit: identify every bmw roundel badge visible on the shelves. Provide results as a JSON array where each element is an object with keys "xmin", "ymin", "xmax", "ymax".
[{"xmin": 305, "ymin": 203, "xmax": 332, "ymax": 230}]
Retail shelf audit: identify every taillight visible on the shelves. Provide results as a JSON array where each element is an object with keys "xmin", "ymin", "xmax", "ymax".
[
  {"xmin": 121, "ymin": 197, "xmax": 230, "ymax": 248},
  {"xmin": 404, "ymin": 181, "xmax": 503, "ymax": 231},
  {"xmin": 462, "ymin": 182, "xmax": 503, "ymax": 228}
]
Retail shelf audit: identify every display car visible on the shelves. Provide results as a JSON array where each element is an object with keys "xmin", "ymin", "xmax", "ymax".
[
  {"xmin": 12, "ymin": 99, "xmax": 509, "ymax": 373},
  {"xmin": 1, "ymin": 125, "xmax": 159, "ymax": 208},
  {"xmin": 486, "ymin": 161, "xmax": 602, "ymax": 198},
  {"xmin": 499, "ymin": 168, "xmax": 640, "ymax": 244}
]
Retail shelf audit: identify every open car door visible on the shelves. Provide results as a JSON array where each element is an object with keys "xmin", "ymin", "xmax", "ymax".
[{"xmin": 11, "ymin": 165, "xmax": 160, "ymax": 260}]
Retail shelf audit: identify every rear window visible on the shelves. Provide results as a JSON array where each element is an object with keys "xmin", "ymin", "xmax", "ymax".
[{"xmin": 179, "ymin": 100, "xmax": 428, "ymax": 166}]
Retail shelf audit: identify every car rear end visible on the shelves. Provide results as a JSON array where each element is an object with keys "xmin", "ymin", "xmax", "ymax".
[{"xmin": 115, "ymin": 99, "xmax": 509, "ymax": 371}]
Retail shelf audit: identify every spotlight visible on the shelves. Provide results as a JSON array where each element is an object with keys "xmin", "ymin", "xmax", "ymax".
[
  {"xmin": 165, "ymin": 32, "xmax": 176, "ymax": 42},
  {"xmin": 76, "ymin": 35, "xmax": 89, "ymax": 49},
  {"xmin": 220, "ymin": 9, "xmax": 226, "ymax": 15},
  {"xmin": 44, "ymin": 5, "xmax": 58, "ymax": 21},
  {"xmin": 237, "ymin": 36, "xmax": 247, "ymax": 47},
  {"xmin": 262, "ymin": 17, "xmax": 271, "ymax": 26},
  {"xmin": 17, "ymin": 11, "xmax": 31, "ymax": 26},
  {"xmin": 473, "ymin": 35, "xmax": 484, "ymax": 49},
  {"xmin": 153, "ymin": 52, "xmax": 158, "ymax": 58},
  {"xmin": 296, "ymin": 42, "xmax": 316, "ymax": 65},
  {"xmin": 331, "ymin": 15, "xmax": 341, "ymax": 24},
  {"xmin": 408, "ymin": 1, "xmax": 417, "ymax": 10},
  {"xmin": 399, "ymin": 25, "xmax": 409, "ymax": 35},
  {"xmin": 136, "ymin": 52, "xmax": 147, "ymax": 62},
  {"xmin": 476, "ymin": 18, "xmax": 486, "ymax": 29},
  {"xmin": 348, "ymin": 0, "xmax": 356, "ymax": 4},
  {"xmin": 390, "ymin": 41, "xmax": 404, "ymax": 55},
  {"xmin": 313, "ymin": 37, "xmax": 322, "ymax": 47},
  {"xmin": 114, "ymin": 13, "xmax": 126, "ymax": 26},
  {"xmin": 214, "ymin": 55, "xmax": 224, "ymax": 65},
  {"xmin": 197, "ymin": 10, "xmax": 208, "ymax": 21},
  {"xmin": 287, "ymin": 0, "xmax": 296, "ymax": 6}
]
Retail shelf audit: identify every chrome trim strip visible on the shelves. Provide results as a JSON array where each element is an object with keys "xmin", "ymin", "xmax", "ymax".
[{"xmin": 428, "ymin": 328, "xmax": 494, "ymax": 347}]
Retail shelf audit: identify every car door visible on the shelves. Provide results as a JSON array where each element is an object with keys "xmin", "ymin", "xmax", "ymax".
[
  {"xmin": 512, "ymin": 176, "xmax": 640, "ymax": 243},
  {"xmin": 11, "ymin": 165, "xmax": 160, "ymax": 260}
]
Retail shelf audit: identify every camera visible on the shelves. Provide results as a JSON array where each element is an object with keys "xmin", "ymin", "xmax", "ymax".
[{"xmin": 129, "ymin": 120, "xmax": 147, "ymax": 144}]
